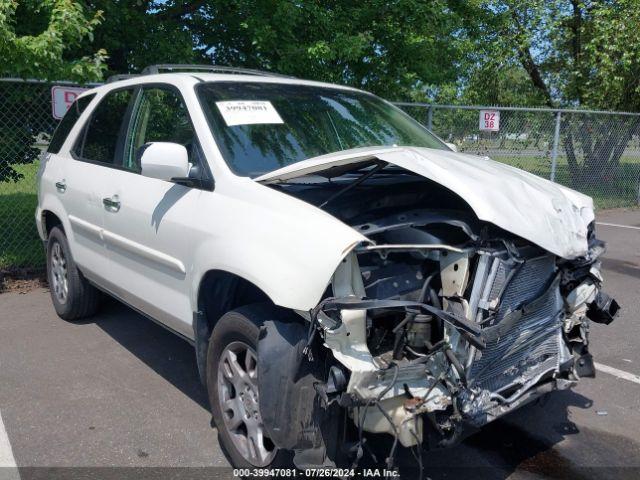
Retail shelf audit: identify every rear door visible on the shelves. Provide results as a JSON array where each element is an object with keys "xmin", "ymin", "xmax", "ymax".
[
  {"xmin": 56, "ymin": 88, "xmax": 136, "ymax": 282},
  {"xmin": 101, "ymin": 85, "xmax": 206, "ymax": 337}
]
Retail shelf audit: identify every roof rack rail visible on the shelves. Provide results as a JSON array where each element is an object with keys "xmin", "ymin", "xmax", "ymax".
[
  {"xmin": 106, "ymin": 73, "xmax": 140, "ymax": 83},
  {"xmin": 140, "ymin": 64, "xmax": 295, "ymax": 79}
]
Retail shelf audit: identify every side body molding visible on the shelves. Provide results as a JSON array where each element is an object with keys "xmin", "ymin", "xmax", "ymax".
[{"xmin": 68, "ymin": 215, "xmax": 186, "ymax": 274}]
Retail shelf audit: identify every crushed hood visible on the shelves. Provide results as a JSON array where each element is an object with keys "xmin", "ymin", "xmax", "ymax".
[{"xmin": 255, "ymin": 146, "xmax": 595, "ymax": 259}]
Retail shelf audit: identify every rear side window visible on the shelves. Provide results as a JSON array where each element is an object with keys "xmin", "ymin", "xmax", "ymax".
[
  {"xmin": 74, "ymin": 89, "xmax": 134, "ymax": 165},
  {"xmin": 47, "ymin": 94, "xmax": 95, "ymax": 154}
]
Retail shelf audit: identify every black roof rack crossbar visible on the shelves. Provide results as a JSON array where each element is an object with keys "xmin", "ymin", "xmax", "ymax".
[{"xmin": 140, "ymin": 64, "xmax": 295, "ymax": 79}]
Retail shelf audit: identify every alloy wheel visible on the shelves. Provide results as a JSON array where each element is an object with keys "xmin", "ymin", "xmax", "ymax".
[
  {"xmin": 50, "ymin": 241, "xmax": 69, "ymax": 305},
  {"xmin": 217, "ymin": 341, "xmax": 277, "ymax": 466}
]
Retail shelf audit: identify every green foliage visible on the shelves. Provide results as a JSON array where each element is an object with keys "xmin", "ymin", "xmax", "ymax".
[
  {"xmin": 453, "ymin": 1, "xmax": 640, "ymax": 186},
  {"xmin": 71, "ymin": 1, "xmax": 196, "ymax": 75},
  {"xmin": 459, "ymin": 65, "xmax": 549, "ymax": 107},
  {"xmin": 3, "ymin": 0, "xmax": 640, "ymax": 187},
  {"xmin": 0, "ymin": 83, "xmax": 52, "ymax": 182},
  {"xmin": 578, "ymin": 0, "xmax": 640, "ymax": 111},
  {"xmin": 193, "ymin": 0, "xmax": 463, "ymax": 100},
  {"xmin": 454, "ymin": 0, "xmax": 640, "ymax": 110},
  {"xmin": 0, "ymin": 1, "xmax": 107, "ymax": 183},
  {"xmin": 0, "ymin": 0, "xmax": 107, "ymax": 82}
]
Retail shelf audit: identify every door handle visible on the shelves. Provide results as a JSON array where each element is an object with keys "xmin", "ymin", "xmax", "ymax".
[
  {"xmin": 55, "ymin": 180, "xmax": 66, "ymax": 193},
  {"xmin": 102, "ymin": 196, "xmax": 121, "ymax": 212}
]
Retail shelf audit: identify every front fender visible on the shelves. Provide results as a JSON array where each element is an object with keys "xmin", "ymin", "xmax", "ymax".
[{"xmin": 189, "ymin": 178, "xmax": 366, "ymax": 312}]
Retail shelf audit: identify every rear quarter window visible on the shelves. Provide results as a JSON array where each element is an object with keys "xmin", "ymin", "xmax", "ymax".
[
  {"xmin": 47, "ymin": 94, "xmax": 95, "ymax": 154},
  {"xmin": 73, "ymin": 88, "xmax": 135, "ymax": 165}
]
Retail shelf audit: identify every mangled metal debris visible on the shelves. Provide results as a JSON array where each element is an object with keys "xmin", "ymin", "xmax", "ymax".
[{"xmin": 256, "ymin": 147, "xmax": 618, "ymax": 468}]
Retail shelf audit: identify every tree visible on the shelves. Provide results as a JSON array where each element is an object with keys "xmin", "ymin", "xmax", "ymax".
[
  {"xmin": 455, "ymin": 0, "xmax": 640, "ymax": 186},
  {"xmin": 188, "ymin": 0, "xmax": 463, "ymax": 100},
  {"xmin": 70, "ymin": 1, "xmax": 196, "ymax": 76},
  {"xmin": 75, "ymin": 0, "xmax": 464, "ymax": 101},
  {"xmin": 0, "ymin": 0, "xmax": 107, "ymax": 182},
  {"xmin": 0, "ymin": 0, "xmax": 106, "ymax": 81}
]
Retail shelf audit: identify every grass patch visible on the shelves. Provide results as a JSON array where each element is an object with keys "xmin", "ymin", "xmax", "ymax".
[
  {"xmin": 0, "ymin": 162, "xmax": 43, "ymax": 271},
  {"xmin": 489, "ymin": 154, "xmax": 640, "ymax": 209}
]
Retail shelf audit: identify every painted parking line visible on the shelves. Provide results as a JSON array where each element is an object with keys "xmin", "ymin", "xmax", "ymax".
[
  {"xmin": 596, "ymin": 222, "xmax": 640, "ymax": 231},
  {"xmin": 0, "ymin": 410, "xmax": 19, "ymax": 480},
  {"xmin": 595, "ymin": 362, "xmax": 640, "ymax": 386}
]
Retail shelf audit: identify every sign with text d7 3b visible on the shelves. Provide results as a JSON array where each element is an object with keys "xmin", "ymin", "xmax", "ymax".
[
  {"xmin": 51, "ymin": 86, "xmax": 88, "ymax": 119},
  {"xmin": 479, "ymin": 109, "xmax": 500, "ymax": 131}
]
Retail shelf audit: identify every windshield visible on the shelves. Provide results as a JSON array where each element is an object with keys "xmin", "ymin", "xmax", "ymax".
[{"xmin": 196, "ymin": 82, "xmax": 447, "ymax": 177}]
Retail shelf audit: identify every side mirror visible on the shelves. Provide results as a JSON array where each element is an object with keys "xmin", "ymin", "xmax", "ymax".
[
  {"xmin": 445, "ymin": 142, "xmax": 458, "ymax": 152},
  {"xmin": 140, "ymin": 142, "xmax": 190, "ymax": 182}
]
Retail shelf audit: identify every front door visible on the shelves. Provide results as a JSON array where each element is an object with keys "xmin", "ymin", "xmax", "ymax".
[{"xmin": 101, "ymin": 86, "xmax": 204, "ymax": 338}]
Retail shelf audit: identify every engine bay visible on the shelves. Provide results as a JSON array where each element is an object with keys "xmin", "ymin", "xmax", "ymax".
[{"xmin": 263, "ymin": 164, "xmax": 619, "ymax": 468}]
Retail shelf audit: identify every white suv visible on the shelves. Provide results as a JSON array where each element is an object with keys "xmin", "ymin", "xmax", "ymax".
[{"xmin": 37, "ymin": 65, "xmax": 618, "ymax": 471}]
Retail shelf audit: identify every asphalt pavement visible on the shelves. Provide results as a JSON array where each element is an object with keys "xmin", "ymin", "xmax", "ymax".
[{"xmin": 1, "ymin": 209, "xmax": 639, "ymax": 479}]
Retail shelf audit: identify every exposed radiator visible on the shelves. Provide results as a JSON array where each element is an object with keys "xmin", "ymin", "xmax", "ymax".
[{"xmin": 468, "ymin": 254, "xmax": 564, "ymax": 393}]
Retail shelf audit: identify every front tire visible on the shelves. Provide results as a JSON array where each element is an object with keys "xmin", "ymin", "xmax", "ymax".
[
  {"xmin": 206, "ymin": 304, "xmax": 290, "ymax": 468},
  {"xmin": 46, "ymin": 226, "xmax": 101, "ymax": 320}
]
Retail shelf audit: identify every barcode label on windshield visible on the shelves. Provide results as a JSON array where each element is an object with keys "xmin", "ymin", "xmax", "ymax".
[{"xmin": 215, "ymin": 101, "xmax": 284, "ymax": 127}]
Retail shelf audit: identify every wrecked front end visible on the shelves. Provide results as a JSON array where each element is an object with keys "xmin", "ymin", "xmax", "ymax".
[
  {"xmin": 262, "ymin": 213, "xmax": 618, "ymax": 468},
  {"xmin": 318, "ymin": 220, "xmax": 618, "ymax": 455},
  {"xmin": 255, "ymin": 153, "xmax": 619, "ymax": 468}
]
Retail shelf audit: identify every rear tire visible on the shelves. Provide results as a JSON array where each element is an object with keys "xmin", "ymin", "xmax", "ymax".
[
  {"xmin": 206, "ymin": 304, "xmax": 291, "ymax": 468},
  {"xmin": 46, "ymin": 226, "xmax": 101, "ymax": 320}
]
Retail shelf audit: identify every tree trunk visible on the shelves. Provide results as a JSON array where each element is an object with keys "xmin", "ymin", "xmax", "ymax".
[
  {"xmin": 563, "ymin": 126, "xmax": 582, "ymax": 187},
  {"xmin": 563, "ymin": 118, "xmax": 639, "ymax": 187}
]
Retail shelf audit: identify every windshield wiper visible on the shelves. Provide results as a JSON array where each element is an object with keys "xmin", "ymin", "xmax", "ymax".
[{"xmin": 318, "ymin": 160, "xmax": 388, "ymax": 208}]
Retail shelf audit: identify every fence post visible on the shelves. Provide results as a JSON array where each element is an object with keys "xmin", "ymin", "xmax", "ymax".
[
  {"xmin": 550, "ymin": 111, "xmax": 562, "ymax": 182},
  {"xmin": 427, "ymin": 105, "xmax": 433, "ymax": 131}
]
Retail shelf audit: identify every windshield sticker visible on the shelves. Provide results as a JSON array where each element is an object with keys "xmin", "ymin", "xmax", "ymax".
[{"xmin": 215, "ymin": 101, "xmax": 284, "ymax": 127}]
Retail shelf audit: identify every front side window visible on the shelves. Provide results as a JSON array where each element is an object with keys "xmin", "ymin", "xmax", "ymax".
[
  {"xmin": 124, "ymin": 87, "xmax": 196, "ymax": 172},
  {"xmin": 48, "ymin": 94, "xmax": 95, "ymax": 154},
  {"xmin": 74, "ymin": 89, "xmax": 134, "ymax": 165},
  {"xmin": 196, "ymin": 82, "xmax": 447, "ymax": 177}
]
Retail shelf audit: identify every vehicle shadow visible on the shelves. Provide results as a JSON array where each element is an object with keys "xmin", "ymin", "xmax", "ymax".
[
  {"xmin": 86, "ymin": 296, "xmax": 597, "ymax": 479},
  {"xmin": 151, "ymin": 184, "xmax": 189, "ymax": 233},
  {"xmin": 86, "ymin": 295, "xmax": 209, "ymax": 410}
]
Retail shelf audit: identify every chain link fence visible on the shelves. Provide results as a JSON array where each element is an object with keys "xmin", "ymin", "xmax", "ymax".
[
  {"xmin": 1, "ymin": 79, "xmax": 64, "ymax": 273},
  {"xmin": 398, "ymin": 103, "xmax": 640, "ymax": 210},
  {"xmin": 2, "ymin": 79, "xmax": 640, "ymax": 273}
]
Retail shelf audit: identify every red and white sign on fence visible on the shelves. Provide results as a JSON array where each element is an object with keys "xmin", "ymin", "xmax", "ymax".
[
  {"xmin": 51, "ymin": 86, "xmax": 88, "ymax": 119},
  {"xmin": 479, "ymin": 109, "xmax": 500, "ymax": 131}
]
